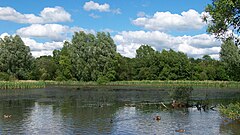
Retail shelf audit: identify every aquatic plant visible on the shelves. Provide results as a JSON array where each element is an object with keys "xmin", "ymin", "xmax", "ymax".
[{"xmin": 219, "ymin": 102, "xmax": 240, "ymax": 120}]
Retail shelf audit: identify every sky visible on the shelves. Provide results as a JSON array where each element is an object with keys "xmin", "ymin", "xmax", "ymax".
[{"xmin": 0, "ymin": 0, "xmax": 221, "ymax": 59}]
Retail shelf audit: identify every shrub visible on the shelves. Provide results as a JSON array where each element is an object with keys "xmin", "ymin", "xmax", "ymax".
[
  {"xmin": 97, "ymin": 76, "xmax": 110, "ymax": 85},
  {"xmin": 0, "ymin": 72, "xmax": 9, "ymax": 81},
  {"xmin": 219, "ymin": 102, "xmax": 240, "ymax": 120}
]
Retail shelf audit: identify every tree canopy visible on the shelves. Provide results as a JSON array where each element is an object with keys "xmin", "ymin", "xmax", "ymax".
[
  {"xmin": 205, "ymin": 0, "xmax": 240, "ymax": 45},
  {"xmin": 0, "ymin": 35, "xmax": 33, "ymax": 80},
  {"xmin": 0, "ymin": 32, "xmax": 235, "ymax": 82}
]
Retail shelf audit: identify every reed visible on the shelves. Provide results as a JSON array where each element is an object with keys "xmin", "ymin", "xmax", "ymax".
[
  {"xmin": 0, "ymin": 81, "xmax": 45, "ymax": 89},
  {"xmin": 45, "ymin": 80, "xmax": 98, "ymax": 86},
  {"xmin": 107, "ymin": 80, "xmax": 240, "ymax": 88}
]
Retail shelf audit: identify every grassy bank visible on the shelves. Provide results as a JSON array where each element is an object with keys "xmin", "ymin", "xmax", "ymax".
[
  {"xmin": 0, "ymin": 81, "xmax": 45, "ymax": 89},
  {"xmin": 1, "ymin": 80, "xmax": 240, "ymax": 89},
  {"xmin": 46, "ymin": 80, "xmax": 240, "ymax": 89}
]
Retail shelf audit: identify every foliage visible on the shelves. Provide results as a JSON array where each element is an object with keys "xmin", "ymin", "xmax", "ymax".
[
  {"xmin": 97, "ymin": 75, "xmax": 110, "ymax": 85},
  {"xmin": 220, "ymin": 40, "xmax": 240, "ymax": 81},
  {"xmin": 219, "ymin": 102, "xmax": 240, "ymax": 120},
  {"xmin": 0, "ymin": 35, "xmax": 34, "ymax": 80},
  {"xmin": 0, "ymin": 72, "xmax": 10, "ymax": 81},
  {"xmin": 0, "ymin": 32, "xmax": 238, "ymax": 82},
  {"xmin": 32, "ymin": 56, "xmax": 57, "ymax": 80},
  {"xmin": 53, "ymin": 31, "xmax": 118, "ymax": 82},
  {"xmin": 205, "ymin": 0, "xmax": 240, "ymax": 45},
  {"xmin": 169, "ymin": 86, "xmax": 193, "ymax": 102}
]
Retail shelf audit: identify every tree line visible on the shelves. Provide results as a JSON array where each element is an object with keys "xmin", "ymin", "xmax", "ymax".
[{"xmin": 0, "ymin": 31, "xmax": 239, "ymax": 82}]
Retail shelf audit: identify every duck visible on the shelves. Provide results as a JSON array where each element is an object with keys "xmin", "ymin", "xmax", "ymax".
[
  {"xmin": 3, "ymin": 114, "xmax": 11, "ymax": 118},
  {"xmin": 175, "ymin": 129, "xmax": 185, "ymax": 133},
  {"xmin": 154, "ymin": 116, "xmax": 161, "ymax": 121}
]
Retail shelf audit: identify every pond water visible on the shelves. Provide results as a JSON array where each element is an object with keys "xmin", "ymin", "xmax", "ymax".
[{"xmin": 0, "ymin": 87, "xmax": 239, "ymax": 135}]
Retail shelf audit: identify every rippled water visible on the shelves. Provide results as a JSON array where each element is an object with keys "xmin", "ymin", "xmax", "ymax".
[{"xmin": 0, "ymin": 87, "xmax": 239, "ymax": 135}]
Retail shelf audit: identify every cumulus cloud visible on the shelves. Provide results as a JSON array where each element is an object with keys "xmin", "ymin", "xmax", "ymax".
[
  {"xmin": 16, "ymin": 24, "xmax": 96, "ymax": 41},
  {"xmin": 22, "ymin": 37, "xmax": 64, "ymax": 57},
  {"xmin": 0, "ymin": 6, "xmax": 71, "ymax": 24},
  {"xmin": 113, "ymin": 31, "xmax": 221, "ymax": 59},
  {"xmin": 84, "ymin": 1, "xmax": 110, "ymax": 12},
  {"xmin": 17, "ymin": 24, "xmax": 69, "ymax": 41},
  {"xmin": 132, "ymin": 9, "xmax": 206, "ymax": 31},
  {"xmin": 0, "ymin": 32, "xmax": 10, "ymax": 39},
  {"xmin": 83, "ymin": 1, "xmax": 121, "ymax": 14}
]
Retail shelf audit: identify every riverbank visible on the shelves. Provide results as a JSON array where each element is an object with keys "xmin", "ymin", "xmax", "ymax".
[
  {"xmin": 46, "ymin": 80, "xmax": 240, "ymax": 89},
  {"xmin": 0, "ymin": 80, "xmax": 240, "ymax": 89}
]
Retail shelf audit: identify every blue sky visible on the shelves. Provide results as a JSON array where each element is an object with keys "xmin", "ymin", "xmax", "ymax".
[{"xmin": 0, "ymin": 0, "xmax": 221, "ymax": 58}]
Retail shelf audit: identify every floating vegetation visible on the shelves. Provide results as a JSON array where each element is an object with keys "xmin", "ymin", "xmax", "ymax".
[{"xmin": 0, "ymin": 81, "xmax": 45, "ymax": 89}]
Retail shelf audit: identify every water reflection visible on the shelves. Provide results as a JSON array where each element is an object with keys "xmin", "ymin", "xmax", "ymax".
[{"xmin": 0, "ymin": 87, "xmax": 239, "ymax": 135}]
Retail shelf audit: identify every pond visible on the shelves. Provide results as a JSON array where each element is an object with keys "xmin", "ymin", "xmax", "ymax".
[{"xmin": 0, "ymin": 87, "xmax": 239, "ymax": 135}]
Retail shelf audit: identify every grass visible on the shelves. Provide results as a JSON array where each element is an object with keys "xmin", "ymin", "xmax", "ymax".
[
  {"xmin": 0, "ymin": 80, "xmax": 45, "ymax": 89},
  {"xmin": 107, "ymin": 80, "xmax": 240, "ymax": 88},
  {"xmin": 1, "ymin": 80, "xmax": 240, "ymax": 89},
  {"xmin": 219, "ymin": 102, "xmax": 240, "ymax": 120}
]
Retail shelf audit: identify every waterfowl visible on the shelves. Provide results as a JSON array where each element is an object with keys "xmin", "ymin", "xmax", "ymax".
[
  {"xmin": 3, "ymin": 114, "xmax": 11, "ymax": 118},
  {"xmin": 175, "ymin": 129, "xmax": 185, "ymax": 133},
  {"xmin": 154, "ymin": 116, "xmax": 161, "ymax": 121}
]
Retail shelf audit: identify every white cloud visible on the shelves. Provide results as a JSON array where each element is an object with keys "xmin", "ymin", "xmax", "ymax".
[
  {"xmin": 16, "ymin": 24, "xmax": 69, "ymax": 41},
  {"xmin": 89, "ymin": 13, "xmax": 100, "ymax": 19},
  {"xmin": 0, "ymin": 32, "xmax": 10, "ymax": 39},
  {"xmin": 16, "ymin": 24, "xmax": 96, "ymax": 41},
  {"xmin": 113, "ymin": 31, "xmax": 221, "ymax": 59},
  {"xmin": 0, "ymin": 6, "xmax": 71, "ymax": 24},
  {"xmin": 83, "ymin": 1, "xmax": 110, "ymax": 12},
  {"xmin": 112, "ymin": 8, "xmax": 121, "ymax": 14},
  {"xmin": 22, "ymin": 37, "xmax": 64, "ymax": 57},
  {"xmin": 132, "ymin": 9, "xmax": 206, "ymax": 31},
  {"xmin": 83, "ymin": 1, "xmax": 121, "ymax": 14}
]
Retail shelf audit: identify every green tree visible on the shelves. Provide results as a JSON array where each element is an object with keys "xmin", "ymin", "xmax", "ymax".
[
  {"xmin": 33, "ymin": 56, "xmax": 57, "ymax": 80},
  {"xmin": 58, "ymin": 31, "xmax": 118, "ymax": 82},
  {"xmin": 0, "ymin": 35, "xmax": 33, "ymax": 80},
  {"xmin": 205, "ymin": 0, "xmax": 240, "ymax": 45},
  {"xmin": 220, "ymin": 40, "xmax": 240, "ymax": 80},
  {"xmin": 53, "ymin": 41, "xmax": 74, "ymax": 81},
  {"xmin": 134, "ymin": 45, "xmax": 159, "ymax": 80}
]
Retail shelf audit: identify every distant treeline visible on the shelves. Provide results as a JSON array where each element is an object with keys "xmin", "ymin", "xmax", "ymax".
[{"xmin": 0, "ymin": 31, "xmax": 239, "ymax": 82}]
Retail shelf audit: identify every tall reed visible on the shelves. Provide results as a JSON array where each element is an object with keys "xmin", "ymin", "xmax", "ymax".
[{"xmin": 0, "ymin": 81, "xmax": 45, "ymax": 89}]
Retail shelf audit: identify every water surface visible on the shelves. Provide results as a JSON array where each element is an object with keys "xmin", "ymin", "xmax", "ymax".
[{"xmin": 0, "ymin": 87, "xmax": 239, "ymax": 135}]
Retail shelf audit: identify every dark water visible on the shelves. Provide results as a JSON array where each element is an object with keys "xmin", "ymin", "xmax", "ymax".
[{"xmin": 0, "ymin": 87, "xmax": 239, "ymax": 135}]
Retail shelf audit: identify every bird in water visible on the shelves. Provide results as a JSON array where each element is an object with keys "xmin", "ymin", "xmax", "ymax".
[
  {"xmin": 175, "ymin": 129, "xmax": 185, "ymax": 133},
  {"xmin": 3, "ymin": 114, "xmax": 11, "ymax": 118},
  {"xmin": 154, "ymin": 116, "xmax": 161, "ymax": 121}
]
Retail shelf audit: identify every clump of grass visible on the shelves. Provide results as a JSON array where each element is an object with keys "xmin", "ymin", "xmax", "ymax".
[
  {"xmin": 0, "ymin": 81, "xmax": 45, "ymax": 89},
  {"xmin": 219, "ymin": 102, "xmax": 240, "ymax": 120}
]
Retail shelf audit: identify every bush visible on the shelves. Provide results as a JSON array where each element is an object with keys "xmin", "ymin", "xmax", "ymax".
[
  {"xmin": 97, "ymin": 76, "xmax": 110, "ymax": 85},
  {"xmin": 0, "ymin": 72, "xmax": 9, "ymax": 81},
  {"xmin": 219, "ymin": 102, "xmax": 240, "ymax": 120}
]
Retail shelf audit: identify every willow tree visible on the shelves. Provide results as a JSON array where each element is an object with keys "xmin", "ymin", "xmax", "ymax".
[
  {"xmin": 0, "ymin": 35, "xmax": 33, "ymax": 80},
  {"xmin": 56, "ymin": 31, "xmax": 118, "ymax": 82}
]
